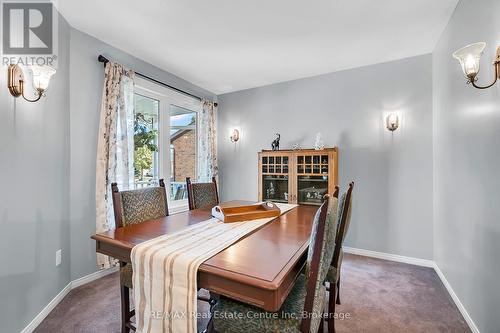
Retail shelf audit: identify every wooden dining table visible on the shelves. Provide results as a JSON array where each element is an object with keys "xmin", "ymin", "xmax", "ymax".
[{"xmin": 91, "ymin": 201, "xmax": 317, "ymax": 312}]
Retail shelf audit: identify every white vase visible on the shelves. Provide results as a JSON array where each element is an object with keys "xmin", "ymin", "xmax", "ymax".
[{"xmin": 314, "ymin": 133, "xmax": 325, "ymax": 150}]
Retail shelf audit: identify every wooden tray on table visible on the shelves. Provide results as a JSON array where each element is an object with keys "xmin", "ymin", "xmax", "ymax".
[{"xmin": 211, "ymin": 202, "xmax": 281, "ymax": 223}]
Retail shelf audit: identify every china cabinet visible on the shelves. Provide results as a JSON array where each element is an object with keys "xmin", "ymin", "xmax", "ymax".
[{"xmin": 258, "ymin": 148, "xmax": 338, "ymax": 205}]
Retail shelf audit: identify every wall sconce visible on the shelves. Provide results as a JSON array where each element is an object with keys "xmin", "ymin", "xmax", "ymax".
[
  {"xmin": 230, "ymin": 128, "xmax": 240, "ymax": 142},
  {"xmin": 453, "ymin": 42, "xmax": 500, "ymax": 89},
  {"xmin": 386, "ymin": 113, "xmax": 400, "ymax": 132},
  {"xmin": 7, "ymin": 64, "xmax": 56, "ymax": 102}
]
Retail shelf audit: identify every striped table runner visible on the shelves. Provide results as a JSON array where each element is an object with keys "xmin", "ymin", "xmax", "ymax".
[{"xmin": 131, "ymin": 203, "xmax": 297, "ymax": 333}]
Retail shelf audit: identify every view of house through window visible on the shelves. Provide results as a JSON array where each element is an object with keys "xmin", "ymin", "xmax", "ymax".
[
  {"xmin": 133, "ymin": 79, "xmax": 200, "ymax": 208},
  {"xmin": 169, "ymin": 105, "xmax": 197, "ymax": 200}
]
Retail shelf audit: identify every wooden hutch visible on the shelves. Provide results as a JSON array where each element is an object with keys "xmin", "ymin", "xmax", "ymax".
[{"xmin": 258, "ymin": 148, "xmax": 338, "ymax": 205}]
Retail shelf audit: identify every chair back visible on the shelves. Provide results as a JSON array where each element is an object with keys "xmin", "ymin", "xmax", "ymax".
[
  {"xmin": 112, "ymin": 179, "xmax": 169, "ymax": 228},
  {"xmin": 301, "ymin": 193, "xmax": 339, "ymax": 333},
  {"xmin": 186, "ymin": 177, "xmax": 219, "ymax": 210},
  {"xmin": 331, "ymin": 182, "xmax": 354, "ymax": 270},
  {"xmin": 304, "ymin": 187, "xmax": 339, "ymax": 277}
]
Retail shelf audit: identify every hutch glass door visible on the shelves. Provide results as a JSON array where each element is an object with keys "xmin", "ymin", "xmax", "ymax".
[
  {"xmin": 296, "ymin": 153, "xmax": 329, "ymax": 205},
  {"xmin": 261, "ymin": 155, "xmax": 289, "ymax": 203}
]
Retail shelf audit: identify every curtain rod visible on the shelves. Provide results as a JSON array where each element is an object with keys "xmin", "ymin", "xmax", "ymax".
[{"xmin": 98, "ymin": 55, "xmax": 214, "ymax": 105}]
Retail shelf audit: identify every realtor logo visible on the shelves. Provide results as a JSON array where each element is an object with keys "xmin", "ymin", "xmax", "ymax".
[
  {"xmin": 2, "ymin": 2, "xmax": 52, "ymax": 54},
  {"xmin": 1, "ymin": 1, "xmax": 57, "ymax": 67}
]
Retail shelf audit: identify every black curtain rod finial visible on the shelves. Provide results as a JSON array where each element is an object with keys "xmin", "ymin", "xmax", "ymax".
[
  {"xmin": 98, "ymin": 55, "xmax": 109, "ymax": 68},
  {"xmin": 97, "ymin": 55, "xmax": 108, "ymax": 63}
]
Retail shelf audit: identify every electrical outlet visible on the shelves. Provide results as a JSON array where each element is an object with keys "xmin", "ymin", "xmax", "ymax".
[{"xmin": 56, "ymin": 249, "xmax": 62, "ymax": 266}]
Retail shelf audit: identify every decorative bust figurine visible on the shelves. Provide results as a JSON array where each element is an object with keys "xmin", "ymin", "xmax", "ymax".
[
  {"xmin": 314, "ymin": 132, "xmax": 325, "ymax": 150},
  {"xmin": 271, "ymin": 133, "xmax": 280, "ymax": 151}
]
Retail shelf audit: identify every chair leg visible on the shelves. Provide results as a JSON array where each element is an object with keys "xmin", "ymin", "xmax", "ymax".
[
  {"xmin": 206, "ymin": 317, "xmax": 216, "ymax": 333},
  {"xmin": 328, "ymin": 282, "xmax": 336, "ymax": 333},
  {"xmin": 121, "ymin": 284, "xmax": 132, "ymax": 333},
  {"xmin": 205, "ymin": 291, "xmax": 220, "ymax": 333},
  {"xmin": 209, "ymin": 291, "xmax": 220, "ymax": 312},
  {"xmin": 336, "ymin": 276, "xmax": 341, "ymax": 305}
]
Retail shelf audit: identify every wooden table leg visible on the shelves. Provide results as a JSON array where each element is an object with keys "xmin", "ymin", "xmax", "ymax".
[{"xmin": 120, "ymin": 261, "xmax": 132, "ymax": 333}]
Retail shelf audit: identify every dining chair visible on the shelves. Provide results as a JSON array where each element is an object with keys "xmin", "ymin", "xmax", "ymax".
[
  {"xmin": 326, "ymin": 182, "xmax": 354, "ymax": 333},
  {"xmin": 112, "ymin": 180, "xmax": 215, "ymax": 333},
  {"xmin": 209, "ymin": 193, "xmax": 339, "ymax": 333},
  {"xmin": 186, "ymin": 176, "xmax": 219, "ymax": 210},
  {"xmin": 111, "ymin": 179, "xmax": 169, "ymax": 333}
]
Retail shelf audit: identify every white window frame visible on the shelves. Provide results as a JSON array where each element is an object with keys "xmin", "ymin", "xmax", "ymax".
[{"xmin": 134, "ymin": 77, "xmax": 201, "ymax": 214}]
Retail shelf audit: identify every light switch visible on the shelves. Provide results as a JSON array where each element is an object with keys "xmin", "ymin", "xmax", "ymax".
[{"xmin": 56, "ymin": 249, "xmax": 62, "ymax": 266}]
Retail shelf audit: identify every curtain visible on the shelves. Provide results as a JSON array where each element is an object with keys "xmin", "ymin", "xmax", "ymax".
[
  {"xmin": 95, "ymin": 62, "xmax": 135, "ymax": 269},
  {"xmin": 197, "ymin": 100, "xmax": 218, "ymax": 182}
]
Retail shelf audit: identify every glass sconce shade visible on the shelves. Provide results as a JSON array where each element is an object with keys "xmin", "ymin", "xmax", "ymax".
[
  {"xmin": 453, "ymin": 42, "xmax": 486, "ymax": 80},
  {"xmin": 7, "ymin": 64, "xmax": 56, "ymax": 102},
  {"xmin": 30, "ymin": 65, "xmax": 56, "ymax": 92},
  {"xmin": 386, "ymin": 113, "xmax": 399, "ymax": 132},
  {"xmin": 230, "ymin": 128, "xmax": 240, "ymax": 142}
]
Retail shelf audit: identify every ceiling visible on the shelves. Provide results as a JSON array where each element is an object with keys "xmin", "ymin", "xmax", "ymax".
[{"xmin": 57, "ymin": 0, "xmax": 458, "ymax": 95}]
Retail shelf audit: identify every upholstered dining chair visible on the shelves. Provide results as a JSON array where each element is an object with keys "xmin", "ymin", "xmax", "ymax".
[
  {"xmin": 111, "ymin": 180, "xmax": 215, "ymax": 333},
  {"xmin": 326, "ymin": 182, "xmax": 354, "ymax": 333},
  {"xmin": 208, "ymin": 193, "xmax": 339, "ymax": 333},
  {"xmin": 186, "ymin": 176, "xmax": 219, "ymax": 210},
  {"xmin": 111, "ymin": 180, "xmax": 169, "ymax": 333}
]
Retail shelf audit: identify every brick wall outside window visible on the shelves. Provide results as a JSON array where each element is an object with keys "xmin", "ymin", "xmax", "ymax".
[{"xmin": 171, "ymin": 129, "xmax": 196, "ymax": 182}]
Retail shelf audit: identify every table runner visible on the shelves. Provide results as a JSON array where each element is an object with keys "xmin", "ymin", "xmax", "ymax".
[{"xmin": 131, "ymin": 203, "xmax": 297, "ymax": 333}]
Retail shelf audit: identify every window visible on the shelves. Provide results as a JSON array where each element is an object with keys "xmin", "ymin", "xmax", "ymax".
[
  {"xmin": 133, "ymin": 94, "xmax": 159, "ymax": 188},
  {"xmin": 133, "ymin": 77, "xmax": 201, "ymax": 212},
  {"xmin": 169, "ymin": 106, "xmax": 197, "ymax": 201}
]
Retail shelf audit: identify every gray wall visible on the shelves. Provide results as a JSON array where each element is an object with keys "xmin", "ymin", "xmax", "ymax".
[
  {"xmin": 6, "ymin": 2, "xmax": 499, "ymax": 331},
  {"xmin": 218, "ymin": 55, "xmax": 434, "ymax": 260},
  {"xmin": 0, "ymin": 16, "xmax": 71, "ymax": 333},
  {"xmin": 433, "ymin": 0, "xmax": 500, "ymax": 331},
  {"xmin": 69, "ymin": 29, "xmax": 216, "ymax": 280},
  {"xmin": 0, "ymin": 24, "xmax": 216, "ymax": 331}
]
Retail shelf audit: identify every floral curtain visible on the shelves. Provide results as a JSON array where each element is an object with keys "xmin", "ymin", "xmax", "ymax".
[
  {"xmin": 95, "ymin": 62, "xmax": 135, "ymax": 269},
  {"xmin": 197, "ymin": 100, "xmax": 218, "ymax": 182}
]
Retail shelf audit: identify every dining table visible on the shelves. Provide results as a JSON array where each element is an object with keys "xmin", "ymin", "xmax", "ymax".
[{"xmin": 91, "ymin": 201, "xmax": 317, "ymax": 312}]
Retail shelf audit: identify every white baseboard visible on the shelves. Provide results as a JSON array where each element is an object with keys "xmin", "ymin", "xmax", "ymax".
[
  {"xmin": 20, "ymin": 282, "xmax": 72, "ymax": 333},
  {"xmin": 344, "ymin": 246, "xmax": 479, "ymax": 333},
  {"xmin": 433, "ymin": 264, "xmax": 480, "ymax": 333},
  {"xmin": 343, "ymin": 246, "xmax": 435, "ymax": 267},
  {"xmin": 20, "ymin": 266, "xmax": 118, "ymax": 333},
  {"xmin": 72, "ymin": 266, "xmax": 119, "ymax": 289}
]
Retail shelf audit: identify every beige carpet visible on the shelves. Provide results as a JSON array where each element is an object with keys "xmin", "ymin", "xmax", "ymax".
[{"xmin": 34, "ymin": 254, "xmax": 471, "ymax": 333}]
